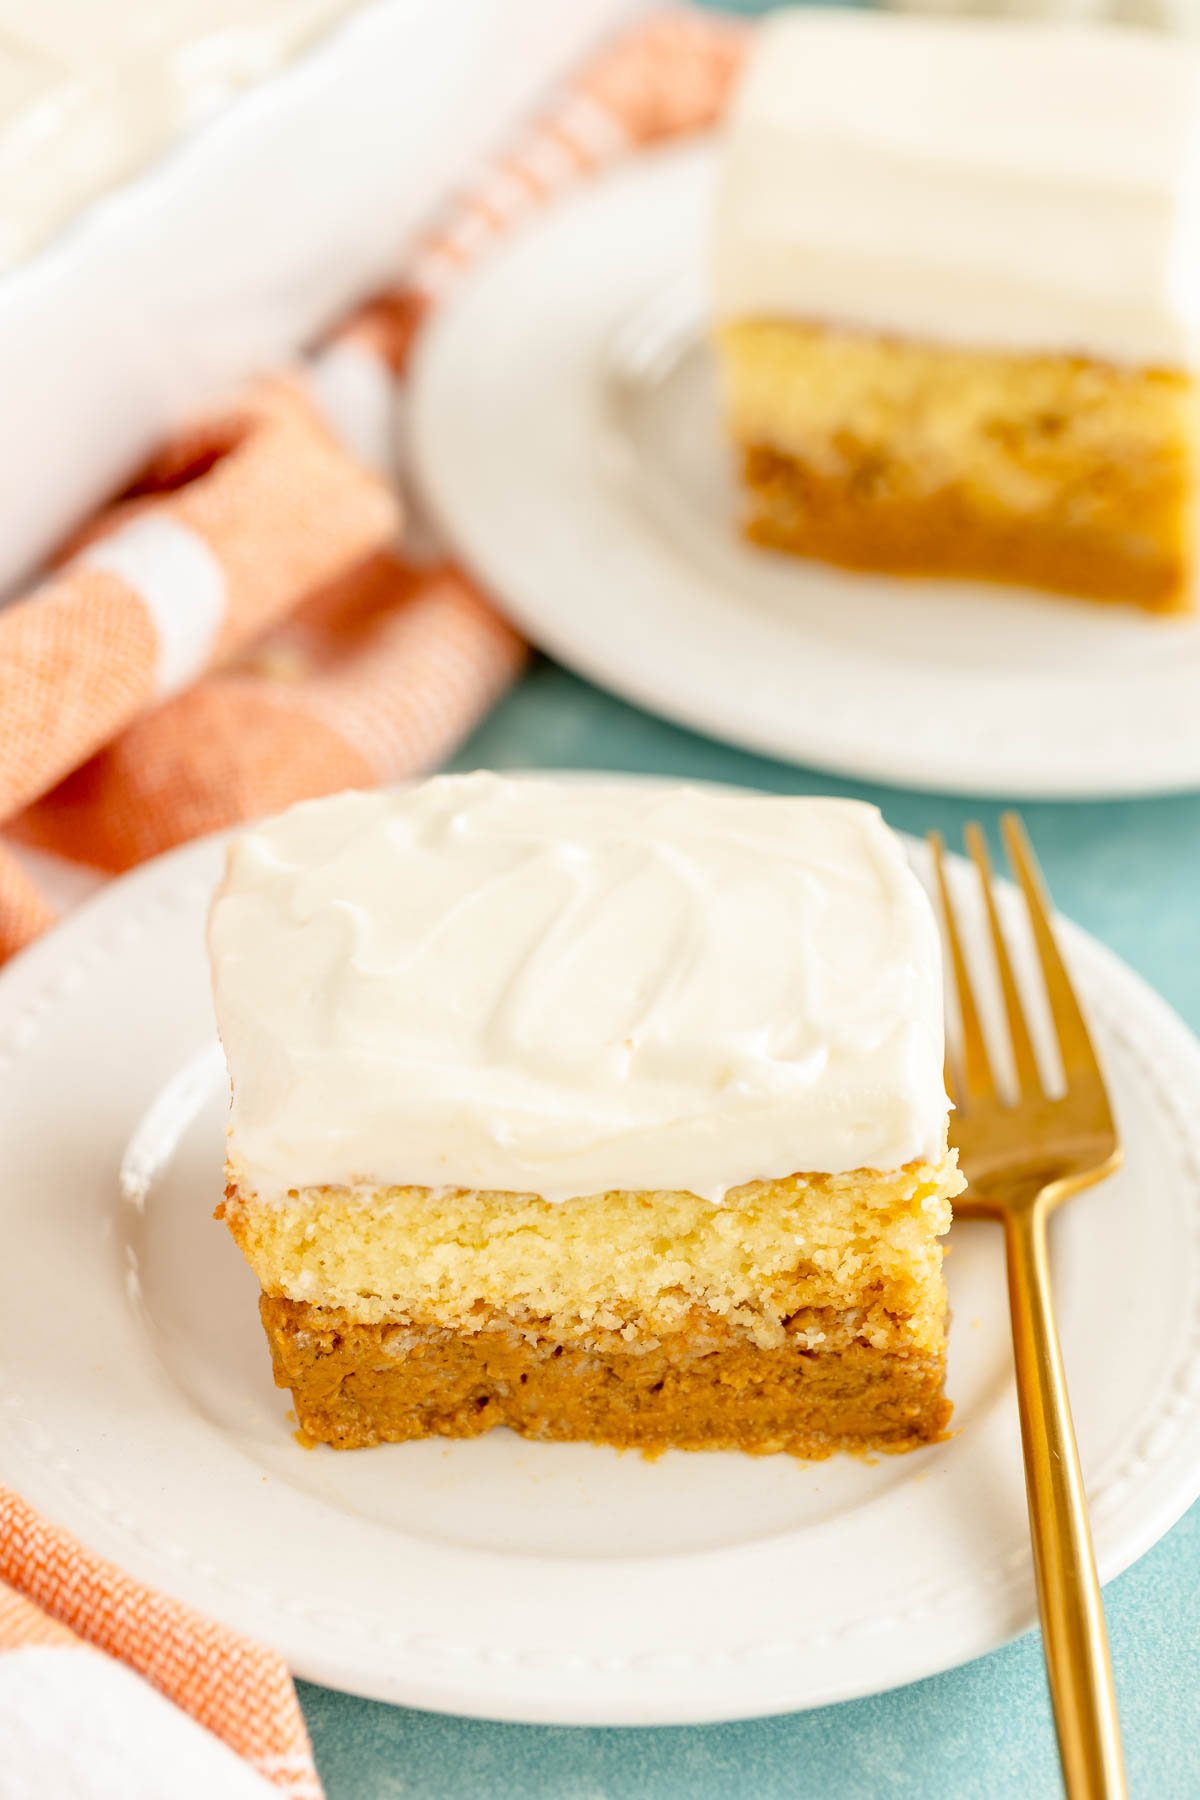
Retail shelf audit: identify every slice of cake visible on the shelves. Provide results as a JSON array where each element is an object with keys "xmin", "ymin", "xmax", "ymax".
[
  {"xmin": 209, "ymin": 775, "xmax": 963, "ymax": 1457},
  {"xmin": 713, "ymin": 13, "xmax": 1200, "ymax": 612}
]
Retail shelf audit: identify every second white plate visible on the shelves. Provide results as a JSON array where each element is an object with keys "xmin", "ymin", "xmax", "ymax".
[{"xmin": 411, "ymin": 143, "xmax": 1200, "ymax": 798}]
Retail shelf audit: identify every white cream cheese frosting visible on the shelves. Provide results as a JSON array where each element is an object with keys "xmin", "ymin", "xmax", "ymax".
[
  {"xmin": 713, "ymin": 10, "xmax": 1200, "ymax": 369},
  {"xmin": 208, "ymin": 775, "xmax": 949, "ymax": 1203}
]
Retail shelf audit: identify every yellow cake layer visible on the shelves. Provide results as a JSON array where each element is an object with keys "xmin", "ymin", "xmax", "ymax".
[
  {"xmin": 716, "ymin": 318, "xmax": 1198, "ymax": 610},
  {"xmin": 222, "ymin": 1155, "xmax": 961, "ymax": 1352}
]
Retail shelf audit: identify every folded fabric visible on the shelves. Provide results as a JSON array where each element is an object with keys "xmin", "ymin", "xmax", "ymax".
[
  {"xmin": 0, "ymin": 1488, "xmax": 318, "ymax": 1800},
  {"xmin": 0, "ymin": 379, "xmax": 397, "ymax": 830},
  {"xmin": 16, "ymin": 554, "xmax": 525, "ymax": 870}
]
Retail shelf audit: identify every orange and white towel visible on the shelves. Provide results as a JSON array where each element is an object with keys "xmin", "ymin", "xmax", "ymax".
[
  {"xmin": 14, "ymin": 554, "xmax": 525, "ymax": 872},
  {"xmin": 0, "ymin": 1488, "xmax": 318, "ymax": 1799},
  {"xmin": 0, "ymin": 13, "xmax": 746, "ymax": 1789},
  {"xmin": 0, "ymin": 379, "xmax": 398, "ymax": 836}
]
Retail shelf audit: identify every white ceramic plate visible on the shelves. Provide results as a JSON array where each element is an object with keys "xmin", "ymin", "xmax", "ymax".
[
  {"xmin": 1, "ymin": 803, "xmax": 1199, "ymax": 1725},
  {"xmin": 411, "ymin": 143, "xmax": 1200, "ymax": 799}
]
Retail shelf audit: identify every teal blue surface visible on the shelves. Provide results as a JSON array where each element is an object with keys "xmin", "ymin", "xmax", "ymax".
[{"xmin": 297, "ymin": 660, "xmax": 1200, "ymax": 1799}]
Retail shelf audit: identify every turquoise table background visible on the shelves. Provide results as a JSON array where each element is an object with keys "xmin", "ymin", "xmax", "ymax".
[
  {"xmin": 297, "ymin": 662, "xmax": 1200, "ymax": 1799},
  {"xmin": 297, "ymin": 1, "xmax": 1198, "ymax": 1788}
]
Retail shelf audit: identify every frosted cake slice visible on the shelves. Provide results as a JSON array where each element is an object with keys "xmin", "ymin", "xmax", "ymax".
[
  {"xmin": 208, "ymin": 775, "xmax": 962, "ymax": 1457},
  {"xmin": 713, "ymin": 12, "xmax": 1200, "ymax": 612}
]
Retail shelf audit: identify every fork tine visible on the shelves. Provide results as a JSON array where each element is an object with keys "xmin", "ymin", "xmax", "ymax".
[
  {"xmin": 929, "ymin": 831, "xmax": 996, "ymax": 1103},
  {"xmin": 964, "ymin": 823, "xmax": 1042, "ymax": 1100},
  {"xmin": 1001, "ymin": 813, "xmax": 1102, "ymax": 1083}
]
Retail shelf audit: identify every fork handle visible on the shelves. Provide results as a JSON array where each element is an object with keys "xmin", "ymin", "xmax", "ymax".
[{"xmin": 1004, "ymin": 1201, "xmax": 1127, "ymax": 1800}]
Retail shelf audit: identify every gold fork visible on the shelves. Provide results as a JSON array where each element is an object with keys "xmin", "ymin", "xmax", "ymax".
[{"xmin": 929, "ymin": 814, "xmax": 1125, "ymax": 1800}]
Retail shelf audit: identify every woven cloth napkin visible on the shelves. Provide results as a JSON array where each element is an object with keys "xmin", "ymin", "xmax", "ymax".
[
  {"xmin": 0, "ymin": 1489, "xmax": 316, "ymax": 1798},
  {"xmin": 0, "ymin": 12, "xmax": 746, "ymax": 1794}
]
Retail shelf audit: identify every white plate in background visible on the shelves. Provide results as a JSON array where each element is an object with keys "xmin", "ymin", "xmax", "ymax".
[
  {"xmin": 0, "ymin": 795, "xmax": 1198, "ymax": 1722},
  {"xmin": 412, "ymin": 143, "xmax": 1200, "ymax": 798}
]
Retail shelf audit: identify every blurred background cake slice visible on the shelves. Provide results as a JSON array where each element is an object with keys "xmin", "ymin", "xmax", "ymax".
[
  {"xmin": 209, "ymin": 775, "xmax": 962, "ymax": 1459},
  {"xmin": 713, "ymin": 12, "xmax": 1200, "ymax": 613}
]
